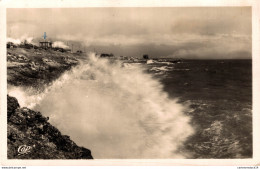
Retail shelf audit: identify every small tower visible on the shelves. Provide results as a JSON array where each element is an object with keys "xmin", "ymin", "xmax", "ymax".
[{"xmin": 39, "ymin": 32, "xmax": 52, "ymax": 49}]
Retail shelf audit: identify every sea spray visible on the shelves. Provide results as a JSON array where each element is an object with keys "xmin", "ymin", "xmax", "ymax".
[{"xmin": 8, "ymin": 53, "xmax": 194, "ymax": 158}]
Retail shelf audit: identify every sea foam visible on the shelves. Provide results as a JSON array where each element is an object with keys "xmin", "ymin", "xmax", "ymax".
[{"xmin": 8, "ymin": 52, "xmax": 193, "ymax": 158}]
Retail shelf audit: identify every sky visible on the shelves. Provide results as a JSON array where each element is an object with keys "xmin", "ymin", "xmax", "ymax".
[{"xmin": 7, "ymin": 7, "xmax": 251, "ymax": 59}]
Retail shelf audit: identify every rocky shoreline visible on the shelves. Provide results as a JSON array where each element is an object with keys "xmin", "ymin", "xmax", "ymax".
[
  {"xmin": 7, "ymin": 47, "xmax": 93, "ymax": 159},
  {"xmin": 7, "ymin": 48, "xmax": 79, "ymax": 87},
  {"xmin": 8, "ymin": 95, "xmax": 93, "ymax": 159}
]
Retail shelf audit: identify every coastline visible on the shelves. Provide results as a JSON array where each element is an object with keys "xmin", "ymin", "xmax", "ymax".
[{"xmin": 7, "ymin": 47, "xmax": 93, "ymax": 159}]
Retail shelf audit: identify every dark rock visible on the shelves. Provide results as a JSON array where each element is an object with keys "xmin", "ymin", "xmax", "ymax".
[
  {"xmin": 7, "ymin": 95, "xmax": 93, "ymax": 159},
  {"xmin": 143, "ymin": 54, "xmax": 149, "ymax": 59},
  {"xmin": 7, "ymin": 95, "xmax": 20, "ymax": 118}
]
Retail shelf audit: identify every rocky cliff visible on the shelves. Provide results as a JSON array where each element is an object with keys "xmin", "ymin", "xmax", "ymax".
[
  {"xmin": 7, "ymin": 47, "xmax": 93, "ymax": 159},
  {"xmin": 7, "ymin": 48, "xmax": 79, "ymax": 87},
  {"xmin": 7, "ymin": 95, "xmax": 93, "ymax": 159}
]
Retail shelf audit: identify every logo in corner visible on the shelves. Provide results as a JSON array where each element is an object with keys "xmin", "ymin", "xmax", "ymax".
[{"xmin": 18, "ymin": 145, "xmax": 32, "ymax": 155}]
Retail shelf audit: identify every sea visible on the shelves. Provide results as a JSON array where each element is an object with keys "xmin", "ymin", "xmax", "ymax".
[
  {"xmin": 8, "ymin": 53, "xmax": 252, "ymax": 159},
  {"xmin": 146, "ymin": 58, "xmax": 252, "ymax": 158}
]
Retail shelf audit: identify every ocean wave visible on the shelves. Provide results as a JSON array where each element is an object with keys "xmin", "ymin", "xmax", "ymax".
[{"xmin": 8, "ymin": 53, "xmax": 193, "ymax": 159}]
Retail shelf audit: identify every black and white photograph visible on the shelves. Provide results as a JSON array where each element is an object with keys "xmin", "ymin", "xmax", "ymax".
[{"xmin": 0, "ymin": 0, "xmax": 260, "ymax": 167}]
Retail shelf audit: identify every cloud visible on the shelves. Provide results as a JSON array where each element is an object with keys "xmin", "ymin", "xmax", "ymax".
[
  {"xmin": 167, "ymin": 34, "xmax": 251, "ymax": 59},
  {"xmin": 81, "ymin": 33, "xmax": 251, "ymax": 59},
  {"xmin": 7, "ymin": 7, "xmax": 252, "ymax": 59}
]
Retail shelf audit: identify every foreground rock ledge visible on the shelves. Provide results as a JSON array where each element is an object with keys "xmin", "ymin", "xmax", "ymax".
[{"xmin": 7, "ymin": 95, "xmax": 93, "ymax": 159}]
